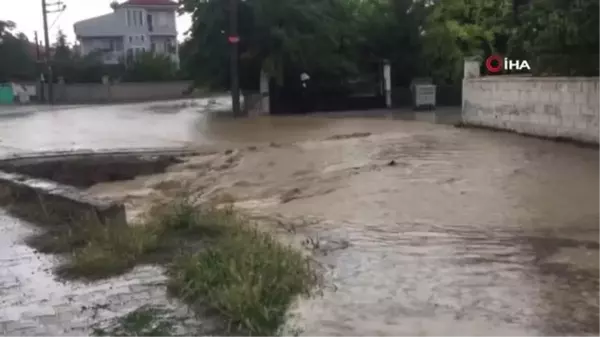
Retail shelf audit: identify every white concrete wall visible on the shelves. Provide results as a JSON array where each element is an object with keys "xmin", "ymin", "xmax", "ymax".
[
  {"xmin": 149, "ymin": 35, "xmax": 178, "ymax": 65},
  {"xmin": 75, "ymin": 5, "xmax": 178, "ymax": 65},
  {"xmin": 146, "ymin": 9, "xmax": 177, "ymax": 36},
  {"xmin": 10, "ymin": 83, "xmax": 36, "ymax": 103},
  {"xmin": 462, "ymin": 76, "xmax": 599, "ymax": 143},
  {"xmin": 121, "ymin": 6, "xmax": 177, "ymax": 62},
  {"xmin": 122, "ymin": 6, "xmax": 151, "ymax": 54},
  {"xmin": 74, "ymin": 13, "xmax": 125, "ymax": 38},
  {"xmin": 80, "ymin": 37, "xmax": 125, "ymax": 64}
]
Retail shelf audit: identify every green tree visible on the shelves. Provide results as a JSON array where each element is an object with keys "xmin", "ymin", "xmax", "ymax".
[
  {"xmin": 353, "ymin": 0, "xmax": 430, "ymax": 86},
  {"xmin": 0, "ymin": 20, "xmax": 36, "ymax": 82},
  {"xmin": 124, "ymin": 51, "xmax": 177, "ymax": 82},
  {"xmin": 0, "ymin": 20, "xmax": 16, "ymax": 36},
  {"xmin": 52, "ymin": 29, "xmax": 74, "ymax": 81},
  {"xmin": 53, "ymin": 29, "xmax": 72, "ymax": 63},
  {"xmin": 509, "ymin": 0, "xmax": 599, "ymax": 75},
  {"xmin": 181, "ymin": 0, "xmax": 362, "ymax": 91},
  {"xmin": 178, "ymin": 39, "xmax": 195, "ymax": 80},
  {"xmin": 420, "ymin": 0, "xmax": 513, "ymax": 83}
]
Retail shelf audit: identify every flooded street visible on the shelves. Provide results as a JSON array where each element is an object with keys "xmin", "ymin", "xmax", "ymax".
[
  {"xmin": 0, "ymin": 100, "xmax": 598, "ymax": 335},
  {"xmin": 272, "ymin": 130, "xmax": 599, "ymax": 335},
  {"xmin": 88, "ymin": 114, "xmax": 598, "ymax": 335},
  {"xmin": 0, "ymin": 97, "xmax": 231, "ymax": 155}
]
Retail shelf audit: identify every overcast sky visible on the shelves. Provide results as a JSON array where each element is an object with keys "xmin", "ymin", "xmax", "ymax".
[{"xmin": 1, "ymin": 0, "xmax": 192, "ymax": 43}]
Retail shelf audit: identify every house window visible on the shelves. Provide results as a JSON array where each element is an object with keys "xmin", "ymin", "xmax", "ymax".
[
  {"xmin": 141, "ymin": 35, "xmax": 145, "ymax": 42},
  {"xmin": 139, "ymin": 11, "xmax": 143, "ymax": 26},
  {"xmin": 129, "ymin": 36, "xmax": 133, "ymax": 43},
  {"xmin": 147, "ymin": 14, "xmax": 153, "ymax": 32}
]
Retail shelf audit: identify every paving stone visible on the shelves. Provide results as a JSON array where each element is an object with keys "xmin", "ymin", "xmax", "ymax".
[{"xmin": 0, "ymin": 211, "xmax": 201, "ymax": 335}]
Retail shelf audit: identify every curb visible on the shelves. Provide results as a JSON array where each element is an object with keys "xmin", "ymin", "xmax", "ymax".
[{"xmin": 0, "ymin": 147, "xmax": 214, "ymax": 226}]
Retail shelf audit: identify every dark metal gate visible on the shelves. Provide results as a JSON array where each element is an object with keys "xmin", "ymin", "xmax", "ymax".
[{"xmin": 269, "ymin": 61, "xmax": 386, "ymax": 115}]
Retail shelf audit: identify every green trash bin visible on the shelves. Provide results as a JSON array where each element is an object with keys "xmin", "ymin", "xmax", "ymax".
[{"xmin": 0, "ymin": 84, "xmax": 14, "ymax": 104}]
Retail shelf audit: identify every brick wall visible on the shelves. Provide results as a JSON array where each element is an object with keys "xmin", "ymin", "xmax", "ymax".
[{"xmin": 462, "ymin": 76, "xmax": 599, "ymax": 143}]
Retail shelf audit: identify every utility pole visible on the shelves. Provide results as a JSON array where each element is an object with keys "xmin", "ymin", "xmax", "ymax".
[
  {"xmin": 34, "ymin": 31, "xmax": 41, "ymax": 60},
  {"xmin": 41, "ymin": 0, "xmax": 65, "ymax": 105},
  {"xmin": 35, "ymin": 30, "xmax": 45, "ymax": 102},
  {"xmin": 229, "ymin": 0, "xmax": 241, "ymax": 117},
  {"xmin": 41, "ymin": 0, "xmax": 53, "ymax": 104}
]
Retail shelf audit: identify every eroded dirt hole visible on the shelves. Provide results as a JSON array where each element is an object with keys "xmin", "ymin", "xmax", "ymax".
[{"xmin": 0, "ymin": 154, "xmax": 186, "ymax": 188}]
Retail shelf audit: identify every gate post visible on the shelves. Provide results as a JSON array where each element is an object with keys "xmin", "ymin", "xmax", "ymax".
[
  {"xmin": 383, "ymin": 60, "xmax": 392, "ymax": 108},
  {"xmin": 464, "ymin": 57, "xmax": 481, "ymax": 79},
  {"xmin": 260, "ymin": 69, "xmax": 270, "ymax": 115}
]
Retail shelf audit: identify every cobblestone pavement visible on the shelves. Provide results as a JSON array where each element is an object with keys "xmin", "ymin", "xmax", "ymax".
[{"xmin": 0, "ymin": 210, "xmax": 206, "ymax": 335}]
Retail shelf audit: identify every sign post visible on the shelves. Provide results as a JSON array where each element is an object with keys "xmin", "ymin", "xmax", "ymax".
[
  {"xmin": 383, "ymin": 60, "xmax": 391, "ymax": 108},
  {"xmin": 228, "ymin": 0, "xmax": 241, "ymax": 117}
]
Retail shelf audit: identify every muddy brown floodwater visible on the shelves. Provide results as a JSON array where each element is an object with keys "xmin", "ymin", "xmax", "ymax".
[{"xmin": 84, "ymin": 115, "xmax": 599, "ymax": 336}]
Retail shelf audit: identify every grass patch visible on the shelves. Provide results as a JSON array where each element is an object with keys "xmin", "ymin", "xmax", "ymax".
[
  {"xmin": 27, "ymin": 218, "xmax": 163, "ymax": 279},
  {"xmin": 91, "ymin": 306, "xmax": 179, "ymax": 336},
  {"xmin": 168, "ymin": 219, "xmax": 316, "ymax": 335},
  {"xmin": 26, "ymin": 198, "xmax": 316, "ymax": 335}
]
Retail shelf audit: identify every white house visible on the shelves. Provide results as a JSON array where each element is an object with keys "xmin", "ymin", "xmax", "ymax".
[{"xmin": 73, "ymin": 0, "xmax": 179, "ymax": 66}]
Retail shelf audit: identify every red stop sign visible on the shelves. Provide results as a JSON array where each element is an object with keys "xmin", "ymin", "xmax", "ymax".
[{"xmin": 228, "ymin": 36, "xmax": 240, "ymax": 43}]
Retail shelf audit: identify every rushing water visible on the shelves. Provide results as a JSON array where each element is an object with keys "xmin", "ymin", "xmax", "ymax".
[
  {"xmin": 271, "ymin": 129, "xmax": 599, "ymax": 335},
  {"xmin": 89, "ymin": 115, "xmax": 598, "ymax": 335},
  {"xmin": 0, "ymin": 100, "xmax": 598, "ymax": 335}
]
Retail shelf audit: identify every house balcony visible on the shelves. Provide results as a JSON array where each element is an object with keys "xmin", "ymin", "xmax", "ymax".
[{"xmin": 101, "ymin": 51, "xmax": 123, "ymax": 65}]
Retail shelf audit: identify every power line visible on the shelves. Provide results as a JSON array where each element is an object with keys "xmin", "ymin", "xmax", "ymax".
[
  {"xmin": 49, "ymin": 7, "xmax": 66, "ymax": 30},
  {"xmin": 47, "ymin": 1, "xmax": 66, "ymax": 30},
  {"xmin": 46, "ymin": 1, "xmax": 66, "ymax": 12}
]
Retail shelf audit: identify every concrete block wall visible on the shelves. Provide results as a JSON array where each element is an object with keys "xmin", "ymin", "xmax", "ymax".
[
  {"xmin": 0, "ymin": 171, "xmax": 126, "ymax": 225},
  {"xmin": 49, "ymin": 81, "xmax": 203, "ymax": 104},
  {"xmin": 0, "ymin": 149, "xmax": 204, "ymax": 226},
  {"xmin": 108, "ymin": 82, "xmax": 194, "ymax": 102},
  {"xmin": 462, "ymin": 76, "xmax": 599, "ymax": 143}
]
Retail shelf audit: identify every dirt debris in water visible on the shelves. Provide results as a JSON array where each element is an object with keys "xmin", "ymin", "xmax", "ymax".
[
  {"xmin": 87, "ymin": 138, "xmax": 361, "ymax": 221},
  {"xmin": 85, "ymin": 120, "xmax": 599, "ymax": 336},
  {"xmin": 326, "ymin": 132, "xmax": 372, "ymax": 140}
]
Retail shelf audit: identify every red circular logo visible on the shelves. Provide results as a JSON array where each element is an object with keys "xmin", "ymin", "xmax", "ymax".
[{"xmin": 485, "ymin": 55, "xmax": 503, "ymax": 73}]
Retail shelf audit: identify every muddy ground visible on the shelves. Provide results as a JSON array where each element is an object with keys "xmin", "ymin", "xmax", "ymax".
[{"xmin": 84, "ymin": 118, "xmax": 599, "ymax": 336}]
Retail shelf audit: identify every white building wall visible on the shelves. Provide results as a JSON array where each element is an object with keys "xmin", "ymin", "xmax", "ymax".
[
  {"xmin": 462, "ymin": 76, "xmax": 599, "ymax": 143},
  {"xmin": 147, "ymin": 9, "xmax": 176, "ymax": 35},
  {"xmin": 74, "ymin": 4, "xmax": 179, "ymax": 66}
]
